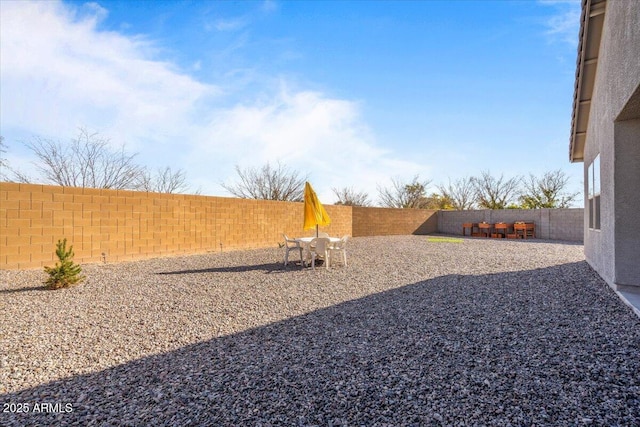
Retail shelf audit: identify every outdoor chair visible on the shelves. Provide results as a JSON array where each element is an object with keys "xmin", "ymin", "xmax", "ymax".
[
  {"xmin": 317, "ymin": 231, "xmax": 330, "ymax": 238},
  {"xmin": 329, "ymin": 235, "xmax": 349, "ymax": 267},
  {"xmin": 283, "ymin": 234, "xmax": 303, "ymax": 267},
  {"xmin": 309, "ymin": 237, "xmax": 331, "ymax": 270}
]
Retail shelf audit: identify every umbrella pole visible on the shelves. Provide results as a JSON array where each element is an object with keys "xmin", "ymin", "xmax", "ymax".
[{"xmin": 316, "ymin": 224, "xmax": 318, "ymax": 237}]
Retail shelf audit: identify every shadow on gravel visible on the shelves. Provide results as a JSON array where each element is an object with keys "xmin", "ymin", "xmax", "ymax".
[
  {"xmin": 3, "ymin": 261, "xmax": 639, "ymax": 426},
  {"xmin": 156, "ymin": 261, "xmax": 288, "ymax": 275},
  {"xmin": 0, "ymin": 285, "xmax": 48, "ymax": 295}
]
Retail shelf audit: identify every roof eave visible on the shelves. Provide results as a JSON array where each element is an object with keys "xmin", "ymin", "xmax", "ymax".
[{"xmin": 569, "ymin": 0, "xmax": 607, "ymax": 163}]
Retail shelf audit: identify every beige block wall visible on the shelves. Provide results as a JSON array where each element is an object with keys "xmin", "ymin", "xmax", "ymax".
[
  {"xmin": 352, "ymin": 206, "xmax": 438, "ymax": 237},
  {"xmin": 1, "ymin": 183, "xmax": 444, "ymax": 270},
  {"xmin": 0, "ymin": 183, "xmax": 353, "ymax": 269}
]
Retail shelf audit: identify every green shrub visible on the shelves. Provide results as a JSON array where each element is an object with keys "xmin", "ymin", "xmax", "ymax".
[{"xmin": 44, "ymin": 238, "xmax": 85, "ymax": 289}]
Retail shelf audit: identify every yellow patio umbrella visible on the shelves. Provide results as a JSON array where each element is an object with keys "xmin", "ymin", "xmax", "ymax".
[{"xmin": 303, "ymin": 181, "xmax": 331, "ymax": 237}]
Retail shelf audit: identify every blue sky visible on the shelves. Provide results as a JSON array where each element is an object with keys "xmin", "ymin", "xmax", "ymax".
[{"xmin": 1, "ymin": 0, "xmax": 583, "ymax": 205}]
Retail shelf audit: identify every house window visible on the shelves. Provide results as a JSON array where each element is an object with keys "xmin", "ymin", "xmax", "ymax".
[{"xmin": 588, "ymin": 155, "xmax": 601, "ymax": 230}]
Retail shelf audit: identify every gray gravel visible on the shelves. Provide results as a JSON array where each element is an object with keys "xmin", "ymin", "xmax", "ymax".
[{"xmin": 1, "ymin": 235, "xmax": 639, "ymax": 426}]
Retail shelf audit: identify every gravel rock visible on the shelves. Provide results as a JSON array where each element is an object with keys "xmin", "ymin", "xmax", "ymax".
[{"xmin": 1, "ymin": 235, "xmax": 639, "ymax": 426}]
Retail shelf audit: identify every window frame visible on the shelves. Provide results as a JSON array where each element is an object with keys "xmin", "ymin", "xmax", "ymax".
[{"xmin": 588, "ymin": 154, "xmax": 601, "ymax": 230}]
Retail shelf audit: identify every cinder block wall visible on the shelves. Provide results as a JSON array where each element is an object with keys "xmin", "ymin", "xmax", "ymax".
[
  {"xmin": 352, "ymin": 206, "xmax": 438, "ymax": 237},
  {"xmin": 438, "ymin": 208, "xmax": 584, "ymax": 242},
  {"xmin": 548, "ymin": 209, "xmax": 584, "ymax": 242},
  {"xmin": 0, "ymin": 182, "xmax": 583, "ymax": 270},
  {"xmin": 0, "ymin": 183, "xmax": 352, "ymax": 269}
]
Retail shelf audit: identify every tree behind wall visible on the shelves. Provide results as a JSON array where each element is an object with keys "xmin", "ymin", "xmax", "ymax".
[
  {"xmin": 332, "ymin": 186, "xmax": 371, "ymax": 206},
  {"xmin": 11, "ymin": 128, "xmax": 194, "ymax": 193},
  {"xmin": 222, "ymin": 162, "xmax": 307, "ymax": 202},
  {"xmin": 136, "ymin": 166, "xmax": 193, "ymax": 194},
  {"xmin": 0, "ymin": 136, "xmax": 30, "ymax": 182},
  {"xmin": 0, "ymin": 136, "xmax": 7, "ymax": 181},
  {"xmin": 421, "ymin": 193, "xmax": 454, "ymax": 210},
  {"xmin": 24, "ymin": 128, "xmax": 143, "ymax": 189},
  {"xmin": 472, "ymin": 171, "xmax": 520, "ymax": 210},
  {"xmin": 438, "ymin": 177, "xmax": 476, "ymax": 210},
  {"xmin": 519, "ymin": 170, "xmax": 578, "ymax": 208},
  {"xmin": 377, "ymin": 175, "xmax": 432, "ymax": 208}
]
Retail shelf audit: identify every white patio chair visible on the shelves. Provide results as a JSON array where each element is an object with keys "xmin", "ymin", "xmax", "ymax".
[
  {"xmin": 329, "ymin": 235, "xmax": 349, "ymax": 267},
  {"xmin": 282, "ymin": 234, "xmax": 303, "ymax": 267},
  {"xmin": 309, "ymin": 237, "xmax": 331, "ymax": 270},
  {"xmin": 317, "ymin": 231, "xmax": 330, "ymax": 238}
]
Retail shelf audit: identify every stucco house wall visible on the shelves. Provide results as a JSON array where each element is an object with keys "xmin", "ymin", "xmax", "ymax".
[{"xmin": 581, "ymin": 0, "xmax": 640, "ymax": 291}]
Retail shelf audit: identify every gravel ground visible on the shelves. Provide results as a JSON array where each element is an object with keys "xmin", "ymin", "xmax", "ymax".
[{"xmin": 1, "ymin": 235, "xmax": 639, "ymax": 426}]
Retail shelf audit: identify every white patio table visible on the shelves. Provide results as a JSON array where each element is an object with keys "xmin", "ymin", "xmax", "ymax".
[{"xmin": 294, "ymin": 236, "xmax": 341, "ymax": 267}]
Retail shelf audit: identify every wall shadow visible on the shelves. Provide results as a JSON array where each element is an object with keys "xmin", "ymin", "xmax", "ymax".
[
  {"xmin": 156, "ymin": 261, "xmax": 287, "ymax": 275},
  {"xmin": 413, "ymin": 213, "xmax": 439, "ymax": 235},
  {"xmin": 2, "ymin": 262, "xmax": 639, "ymax": 426}
]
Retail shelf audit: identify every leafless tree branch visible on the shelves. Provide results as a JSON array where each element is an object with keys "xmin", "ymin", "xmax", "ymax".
[
  {"xmin": 332, "ymin": 187, "xmax": 371, "ymax": 206},
  {"xmin": 377, "ymin": 175, "xmax": 432, "ymax": 208},
  {"xmin": 438, "ymin": 177, "xmax": 476, "ymax": 210},
  {"xmin": 221, "ymin": 162, "xmax": 307, "ymax": 201},
  {"xmin": 136, "ymin": 166, "xmax": 192, "ymax": 194},
  {"xmin": 472, "ymin": 171, "xmax": 520, "ymax": 209},
  {"xmin": 23, "ymin": 128, "xmax": 144, "ymax": 189}
]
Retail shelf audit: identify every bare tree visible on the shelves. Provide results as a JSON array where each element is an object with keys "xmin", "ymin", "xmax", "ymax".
[
  {"xmin": 136, "ymin": 166, "xmax": 193, "ymax": 194},
  {"xmin": 0, "ymin": 136, "xmax": 7, "ymax": 181},
  {"xmin": 222, "ymin": 162, "xmax": 307, "ymax": 201},
  {"xmin": 24, "ymin": 128, "xmax": 144, "ymax": 189},
  {"xmin": 0, "ymin": 136, "xmax": 33, "ymax": 183},
  {"xmin": 332, "ymin": 186, "xmax": 371, "ymax": 206},
  {"xmin": 9, "ymin": 168, "xmax": 32, "ymax": 184},
  {"xmin": 438, "ymin": 177, "xmax": 476, "ymax": 210},
  {"xmin": 377, "ymin": 175, "xmax": 432, "ymax": 208},
  {"xmin": 472, "ymin": 171, "xmax": 520, "ymax": 210},
  {"xmin": 519, "ymin": 170, "xmax": 578, "ymax": 208}
]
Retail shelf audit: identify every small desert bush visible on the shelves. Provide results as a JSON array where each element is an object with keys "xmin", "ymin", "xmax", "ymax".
[{"xmin": 44, "ymin": 238, "xmax": 85, "ymax": 289}]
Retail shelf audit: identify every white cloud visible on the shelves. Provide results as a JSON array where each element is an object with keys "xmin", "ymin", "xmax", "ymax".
[
  {"xmin": 0, "ymin": 0, "xmax": 424, "ymax": 204},
  {"xmin": 1, "ymin": 1, "xmax": 217, "ymax": 150},
  {"xmin": 191, "ymin": 87, "xmax": 425, "ymax": 201},
  {"xmin": 540, "ymin": 0, "xmax": 581, "ymax": 46},
  {"xmin": 81, "ymin": 2, "xmax": 109, "ymax": 23},
  {"xmin": 208, "ymin": 18, "xmax": 246, "ymax": 32},
  {"xmin": 203, "ymin": 0, "xmax": 276, "ymax": 32}
]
